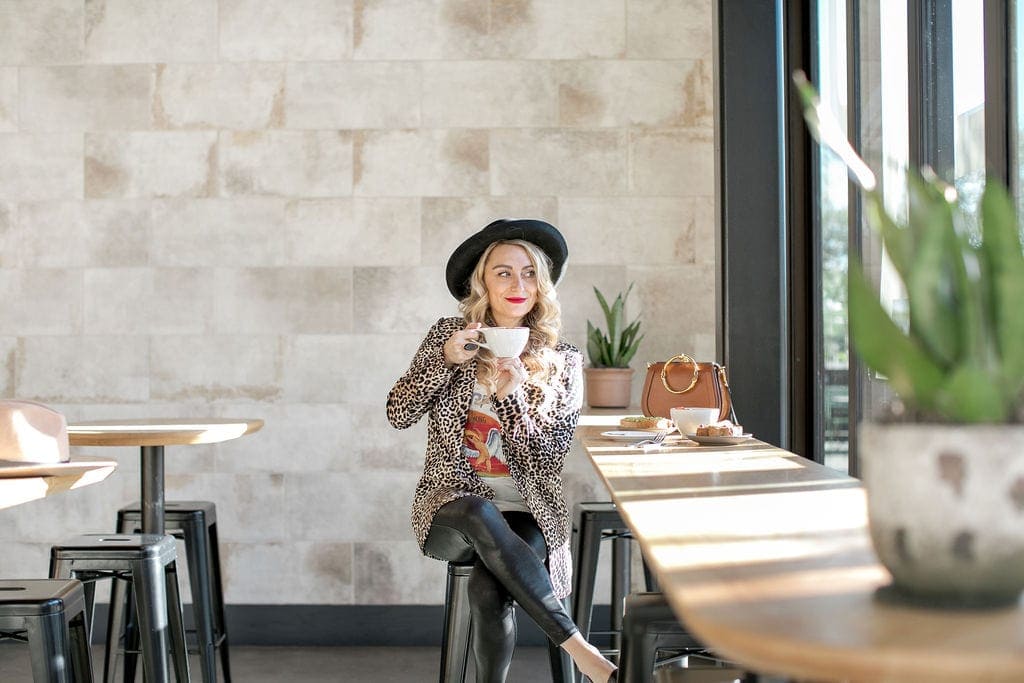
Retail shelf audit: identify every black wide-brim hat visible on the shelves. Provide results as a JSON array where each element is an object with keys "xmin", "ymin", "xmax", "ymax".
[{"xmin": 445, "ymin": 218, "xmax": 568, "ymax": 300}]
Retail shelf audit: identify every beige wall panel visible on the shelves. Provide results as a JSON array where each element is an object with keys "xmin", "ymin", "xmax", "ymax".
[
  {"xmin": 150, "ymin": 335, "xmax": 282, "ymax": 403},
  {"xmin": 0, "ymin": 203, "xmax": 16, "ymax": 267},
  {"xmin": 559, "ymin": 197, "xmax": 695, "ymax": 266},
  {"xmin": 0, "ymin": 68, "xmax": 17, "ymax": 131},
  {"xmin": 353, "ymin": 541, "xmax": 447, "ymax": 605},
  {"xmin": 354, "ymin": 129, "xmax": 488, "ymax": 197},
  {"xmin": 286, "ymin": 471, "xmax": 420, "ymax": 542},
  {"xmin": 16, "ymin": 201, "xmax": 150, "ymax": 268},
  {"xmin": 20, "ymin": 65, "xmax": 151, "ymax": 131},
  {"xmin": 353, "ymin": 0, "xmax": 490, "ymax": 60},
  {"xmin": 558, "ymin": 60, "xmax": 712, "ymax": 129},
  {"xmin": 349, "ymin": 402, "xmax": 429, "ymax": 472},
  {"xmin": 223, "ymin": 541, "xmax": 354, "ymax": 604},
  {"xmin": 213, "ymin": 403, "xmax": 356, "ymax": 473},
  {"xmin": 628, "ymin": 264, "xmax": 716, "ymax": 352},
  {"xmin": 489, "ymin": 0, "xmax": 625, "ymax": 59},
  {"xmin": 490, "ymin": 129, "xmax": 628, "ymax": 196},
  {"xmin": 213, "ymin": 267, "xmax": 352, "ymax": 335},
  {"xmin": 283, "ymin": 333, "xmax": 422, "ymax": 404},
  {"xmin": 422, "ymin": 61, "xmax": 557, "ymax": 128},
  {"xmin": 85, "ymin": 132, "xmax": 216, "ymax": 199},
  {"xmin": 167, "ymin": 472, "xmax": 288, "ymax": 542},
  {"xmin": 155, "ymin": 63, "xmax": 285, "ymax": 130},
  {"xmin": 84, "ymin": 267, "xmax": 216, "ymax": 335},
  {"xmin": 0, "ymin": 133, "xmax": 83, "ymax": 201},
  {"xmin": 694, "ymin": 195, "xmax": 715, "ymax": 267},
  {"xmin": 627, "ymin": 0, "xmax": 712, "ymax": 59},
  {"xmin": 420, "ymin": 197, "xmax": 560, "ymax": 267},
  {"xmin": 84, "ymin": 0, "xmax": 216, "ymax": 63},
  {"xmin": 17, "ymin": 335, "xmax": 149, "ymax": 402},
  {"xmin": 0, "ymin": 269, "xmax": 82, "ymax": 335},
  {"xmin": 631, "ymin": 129, "xmax": 714, "ymax": 196},
  {"xmin": 0, "ymin": 336, "xmax": 15, "ymax": 397},
  {"xmin": 150, "ymin": 198, "xmax": 287, "ymax": 267},
  {"xmin": 286, "ymin": 62, "xmax": 421, "ymax": 130},
  {"xmin": 0, "ymin": 0, "xmax": 83, "ymax": 65},
  {"xmin": 352, "ymin": 266, "xmax": 454, "ymax": 335},
  {"xmin": 284, "ymin": 197, "xmax": 421, "ymax": 266},
  {"xmin": 220, "ymin": 0, "xmax": 352, "ymax": 61},
  {"xmin": 220, "ymin": 131, "xmax": 353, "ymax": 198}
]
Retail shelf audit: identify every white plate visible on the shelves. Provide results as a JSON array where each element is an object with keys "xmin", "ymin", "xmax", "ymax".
[
  {"xmin": 601, "ymin": 430, "xmax": 663, "ymax": 442},
  {"xmin": 686, "ymin": 433, "xmax": 754, "ymax": 446}
]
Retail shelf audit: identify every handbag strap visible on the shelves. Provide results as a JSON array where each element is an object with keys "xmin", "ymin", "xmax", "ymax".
[{"xmin": 659, "ymin": 354, "xmax": 699, "ymax": 394}]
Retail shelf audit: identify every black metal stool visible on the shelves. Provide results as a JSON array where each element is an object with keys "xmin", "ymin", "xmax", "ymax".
[
  {"xmin": 114, "ymin": 501, "xmax": 229, "ymax": 683},
  {"xmin": 49, "ymin": 534, "xmax": 189, "ymax": 683},
  {"xmin": 619, "ymin": 593, "xmax": 748, "ymax": 683},
  {"xmin": 0, "ymin": 579, "xmax": 94, "ymax": 682},
  {"xmin": 439, "ymin": 560, "xmax": 572, "ymax": 683},
  {"xmin": 571, "ymin": 502, "xmax": 638, "ymax": 658}
]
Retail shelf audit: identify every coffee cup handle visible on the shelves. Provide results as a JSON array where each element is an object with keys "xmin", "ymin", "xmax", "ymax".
[{"xmin": 464, "ymin": 340, "xmax": 490, "ymax": 351}]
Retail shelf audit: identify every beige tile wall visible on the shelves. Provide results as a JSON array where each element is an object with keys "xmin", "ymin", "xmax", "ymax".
[{"xmin": 0, "ymin": 0, "xmax": 715, "ymax": 606}]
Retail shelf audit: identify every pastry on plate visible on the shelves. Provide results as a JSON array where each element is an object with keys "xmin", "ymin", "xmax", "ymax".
[
  {"xmin": 619, "ymin": 415, "xmax": 672, "ymax": 430},
  {"xmin": 695, "ymin": 420, "xmax": 744, "ymax": 437}
]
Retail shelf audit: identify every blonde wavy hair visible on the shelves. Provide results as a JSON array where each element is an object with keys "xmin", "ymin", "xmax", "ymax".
[{"xmin": 459, "ymin": 239, "xmax": 564, "ymax": 395}]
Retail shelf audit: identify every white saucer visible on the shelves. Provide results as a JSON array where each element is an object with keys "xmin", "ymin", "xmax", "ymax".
[{"xmin": 686, "ymin": 433, "xmax": 754, "ymax": 446}]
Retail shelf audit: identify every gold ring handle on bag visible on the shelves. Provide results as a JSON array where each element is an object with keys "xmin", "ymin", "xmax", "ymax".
[{"xmin": 660, "ymin": 354, "xmax": 699, "ymax": 394}]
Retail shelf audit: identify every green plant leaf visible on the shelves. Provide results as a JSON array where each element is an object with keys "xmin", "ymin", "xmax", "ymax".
[
  {"xmin": 980, "ymin": 182, "xmax": 1024, "ymax": 397},
  {"xmin": 904, "ymin": 173, "xmax": 959, "ymax": 366},
  {"xmin": 864, "ymin": 192, "xmax": 914, "ymax": 286},
  {"xmin": 935, "ymin": 364, "xmax": 1010, "ymax": 423},
  {"xmin": 849, "ymin": 259, "xmax": 945, "ymax": 410}
]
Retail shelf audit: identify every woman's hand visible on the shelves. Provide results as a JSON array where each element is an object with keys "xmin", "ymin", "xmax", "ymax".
[
  {"xmin": 443, "ymin": 322, "xmax": 484, "ymax": 367},
  {"xmin": 494, "ymin": 356, "xmax": 528, "ymax": 400}
]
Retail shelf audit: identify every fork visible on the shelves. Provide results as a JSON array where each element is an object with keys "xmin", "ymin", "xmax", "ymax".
[{"xmin": 633, "ymin": 431, "xmax": 669, "ymax": 448}]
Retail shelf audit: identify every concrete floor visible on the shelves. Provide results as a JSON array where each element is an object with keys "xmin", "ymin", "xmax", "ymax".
[{"xmin": 0, "ymin": 643, "xmax": 552, "ymax": 682}]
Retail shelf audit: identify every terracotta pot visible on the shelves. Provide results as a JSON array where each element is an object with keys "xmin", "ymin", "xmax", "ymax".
[
  {"xmin": 860, "ymin": 422, "xmax": 1024, "ymax": 607},
  {"xmin": 584, "ymin": 367, "xmax": 634, "ymax": 408}
]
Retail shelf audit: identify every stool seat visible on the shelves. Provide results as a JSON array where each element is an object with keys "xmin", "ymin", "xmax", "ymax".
[
  {"xmin": 50, "ymin": 533, "xmax": 189, "ymax": 683},
  {"xmin": 439, "ymin": 559, "xmax": 571, "ymax": 683},
  {"xmin": 116, "ymin": 500, "xmax": 230, "ymax": 683},
  {"xmin": 0, "ymin": 579, "xmax": 94, "ymax": 682}
]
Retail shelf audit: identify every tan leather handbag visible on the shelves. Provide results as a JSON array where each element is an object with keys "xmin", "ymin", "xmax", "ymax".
[{"xmin": 640, "ymin": 354, "xmax": 735, "ymax": 421}]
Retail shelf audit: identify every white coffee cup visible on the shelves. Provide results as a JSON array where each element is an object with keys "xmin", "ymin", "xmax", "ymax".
[
  {"xmin": 670, "ymin": 406, "xmax": 720, "ymax": 435},
  {"xmin": 472, "ymin": 327, "xmax": 529, "ymax": 358}
]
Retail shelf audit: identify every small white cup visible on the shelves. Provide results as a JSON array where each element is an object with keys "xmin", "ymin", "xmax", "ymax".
[
  {"xmin": 670, "ymin": 407, "xmax": 720, "ymax": 435},
  {"xmin": 473, "ymin": 327, "xmax": 529, "ymax": 358}
]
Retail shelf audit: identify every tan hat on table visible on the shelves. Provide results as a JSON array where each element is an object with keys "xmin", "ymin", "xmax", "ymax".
[{"xmin": 0, "ymin": 399, "xmax": 69, "ymax": 463}]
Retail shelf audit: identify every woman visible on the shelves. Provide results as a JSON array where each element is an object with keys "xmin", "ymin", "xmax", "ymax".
[{"xmin": 387, "ymin": 219, "xmax": 617, "ymax": 683}]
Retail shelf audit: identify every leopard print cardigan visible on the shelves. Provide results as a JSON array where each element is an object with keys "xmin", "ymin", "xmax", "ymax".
[{"xmin": 386, "ymin": 316, "xmax": 584, "ymax": 599}]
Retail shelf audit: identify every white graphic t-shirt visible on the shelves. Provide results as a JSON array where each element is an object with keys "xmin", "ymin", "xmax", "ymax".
[{"xmin": 463, "ymin": 382, "xmax": 529, "ymax": 513}]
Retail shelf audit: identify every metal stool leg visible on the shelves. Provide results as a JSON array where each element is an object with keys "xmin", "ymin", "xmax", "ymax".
[
  {"xmin": 68, "ymin": 605, "xmax": 95, "ymax": 683},
  {"xmin": 165, "ymin": 560, "xmax": 190, "ymax": 683},
  {"xmin": 180, "ymin": 515, "xmax": 216, "ymax": 683},
  {"xmin": 207, "ymin": 522, "xmax": 231, "ymax": 682},
  {"xmin": 130, "ymin": 555, "xmax": 171, "ymax": 683},
  {"xmin": 439, "ymin": 562, "xmax": 472, "ymax": 683},
  {"xmin": 611, "ymin": 536, "xmax": 631, "ymax": 658},
  {"xmin": 26, "ymin": 609, "xmax": 75, "ymax": 683},
  {"xmin": 104, "ymin": 577, "xmax": 128, "ymax": 683}
]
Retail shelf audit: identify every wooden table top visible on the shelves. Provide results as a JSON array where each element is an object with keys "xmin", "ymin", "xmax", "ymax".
[
  {"xmin": 67, "ymin": 418, "xmax": 264, "ymax": 447},
  {"xmin": 0, "ymin": 457, "xmax": 117, "ymax": 510},
  {"xmin": 577, "ymin": 419, "xmax": 1024, "ymax": 682}
]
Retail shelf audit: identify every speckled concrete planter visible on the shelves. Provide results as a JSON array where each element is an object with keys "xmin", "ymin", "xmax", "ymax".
[{"xmin": 860, "ymin": 422, "xmax": 1024, "ymax": 607}]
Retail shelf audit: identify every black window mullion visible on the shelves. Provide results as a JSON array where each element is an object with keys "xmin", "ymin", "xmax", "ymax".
[
  {"xmin": 908, "ymin": 0, "xmax": 955, "ymax": 179},
  {"xmin": 984, "ymin": 0, "xmax": 1011, "ymax": 184}
]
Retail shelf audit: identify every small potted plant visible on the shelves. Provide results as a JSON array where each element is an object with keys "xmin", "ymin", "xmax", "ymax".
[
  {"xmin": 584, "ymin": 284, "xmax": 644, "ymax": 408},
  {"xmin": 795, "ymin": 71, "xmax": 1024, "ymax": 607}
]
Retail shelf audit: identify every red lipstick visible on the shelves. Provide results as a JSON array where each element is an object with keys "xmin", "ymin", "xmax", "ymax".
[{"xmin": 506, "ymin": 297, "xmax": 528, "ymax": 304}]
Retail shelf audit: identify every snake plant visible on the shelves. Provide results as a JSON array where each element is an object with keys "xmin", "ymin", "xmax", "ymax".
[
  {"xmin": 586, "ymin": 284, "xmax": 644, "ymax": 368},
  {"xmin": 794, "ymin": 71, "xmax": 1024, "ymax": 423}
]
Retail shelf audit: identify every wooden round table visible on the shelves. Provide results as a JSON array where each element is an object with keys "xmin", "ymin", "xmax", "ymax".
[
  {"xmin": 0, "ymin": 458, "xmax": 118, "ymax": 510},
  {"xmin": 67, "ymin": 418, "xmax": 263, "ymax": 535}
]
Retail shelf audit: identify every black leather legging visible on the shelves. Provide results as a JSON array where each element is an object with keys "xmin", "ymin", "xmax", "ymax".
[{"xmin": 424, "ymin": 495, "xmax": 578, "ymax": 682}]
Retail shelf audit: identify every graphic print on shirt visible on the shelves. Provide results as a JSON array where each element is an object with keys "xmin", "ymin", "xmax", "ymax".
[{"xmin": 463, "ymin": 388, "xmax": 509, "ymax": 477}]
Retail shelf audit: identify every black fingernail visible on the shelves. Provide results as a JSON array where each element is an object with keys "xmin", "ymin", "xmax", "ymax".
[{"xmin": 463, "ymin": 343, "xmax": 479, "ymax": 351}]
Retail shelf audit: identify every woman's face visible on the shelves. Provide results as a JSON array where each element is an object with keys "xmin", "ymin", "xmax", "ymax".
[{"xmin": 483, "ymin": 243, "xmax": 538, "ymax": 327}]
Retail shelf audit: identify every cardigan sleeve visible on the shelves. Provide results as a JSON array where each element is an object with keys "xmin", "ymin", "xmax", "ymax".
[
  {"xmin": 386, "ymin": 318, "xmax": 459, "ymax": 430},
  {"xmin": 490, "ymin": 345, "xmax": 584, "ymax": 466}
]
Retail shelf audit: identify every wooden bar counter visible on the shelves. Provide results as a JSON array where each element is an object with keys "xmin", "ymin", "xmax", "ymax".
[{"xmin": 577, "ymin": 414, "xmax": 1024, "ymax": 682}]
